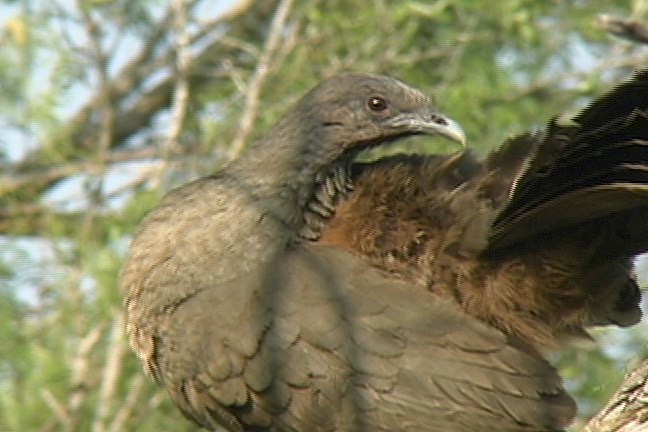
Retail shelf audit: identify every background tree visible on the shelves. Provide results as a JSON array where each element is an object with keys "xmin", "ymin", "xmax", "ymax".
[{"xmin": 1, "ymin": 0, "xmax": 647, "ymax": 430}]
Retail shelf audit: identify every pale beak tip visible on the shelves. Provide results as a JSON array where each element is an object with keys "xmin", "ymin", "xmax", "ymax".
[{"xmin": 442, "ymin": 117, "xmax": 467, "ymax": 147}]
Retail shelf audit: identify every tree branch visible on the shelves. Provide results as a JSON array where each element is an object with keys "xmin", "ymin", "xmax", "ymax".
[
  {"xmin": 92, "ymin": 313, "xmax": 127, "ymax": 432},
  {"xmin": 0, "ymin": 1, "xmax": 278, "ymax": 235},
  {"xmin": 582, "ymin": 358, "xmax": 648, "ymax": 431},
  {"xmin": 599, "ymin": 15, "xmax": 648, "ymax": 45},
  {"xmin": 228, "ymin": 0, "xmax": 295, "ymax": 159},
  {"xmin": 106, "ymin": 375, "xmax": 144, "ymax": 432},
  {"xmin": 161, "ymin": 0, "xmax": 192, "ymax": 163}
]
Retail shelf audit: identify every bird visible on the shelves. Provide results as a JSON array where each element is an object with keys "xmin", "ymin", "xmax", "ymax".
[
  {"xmin": 121, "ymin": 72, "xmax": 576, "ymax": 431},
  {"xmin": 319, "ymin": 69, "xmax": 648, "ymax": 351}
]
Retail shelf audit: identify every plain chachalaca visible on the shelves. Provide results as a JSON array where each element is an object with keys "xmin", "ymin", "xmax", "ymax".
[
  {"xmin": 122, "ymin": 73, "xmax": 576, "ymax": 431},
  {"xmin": 320, "ymin": 70, "xmax": 648, "ymax": 351}
]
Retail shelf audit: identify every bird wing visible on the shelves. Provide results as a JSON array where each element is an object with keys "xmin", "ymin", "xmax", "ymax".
[
  {"xmin": 488, "ymin": 70, "xmax": 648, "ymax": 251},
  {"xmin": 159, "ymin": 243, "xmax": 574, "ymax": 432}
]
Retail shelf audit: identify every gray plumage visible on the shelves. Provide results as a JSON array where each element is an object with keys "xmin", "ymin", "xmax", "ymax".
[{"xmin": 122, "ymin": 73, "xmax": 572, "ymax": 431}]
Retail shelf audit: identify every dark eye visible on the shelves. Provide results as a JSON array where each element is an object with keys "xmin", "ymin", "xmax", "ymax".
[{"xmin": 367, "ymin": 97, "xmax": 388, "ymax": 112}]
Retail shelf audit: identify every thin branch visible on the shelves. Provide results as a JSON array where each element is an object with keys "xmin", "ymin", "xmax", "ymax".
[
  {"xmin": 217, "ymin": 34, "xmax": 261, "ymax": 59},
  {"xmin": 40, "ymin": 388, "xmax": 71, "ymax": 429},
  {"xmin": 77, "ymin": 1, "xmax": 114, "ymax": 160},
  {"xmin": 599, "ymin": 15, "xmax": 648, "ymax": 45},
  {"xmin": 228, "ymin": 0, "xmax": 295, "ymax": 159},
  {"xmin": 0, "ymin": 147, "xmax": 175, "ymax": 195},
  {"xmin": 42, "ymin": 323, "xmax": 105, "ymax": 432},
  {"xmin": 68, "ymin": 324, "xmax": 105, "ymax": 408},
  {"xmin": 65, "ymin": 0, "xmax": 257, "ymax": 154},
  {"xmin": 76, "ymin": 0, "xmax": 116, "ymax": 239},
  {"xmin": 92, "ymin": 313, "xmax": 127, "ymax": 432},
  {"xmin": 0, "ymin": 163, "xmax": 164, "ymax": 235},
  {"xmin": 107, "ymin": 375, "xmax": 145, "ymax": 432},
  {"xmin": 161, "ymin": 0, "xmax": 192, "ymax": 162},
  {"xmin": 0, "ymin": 2, "xmax": 273, "ymax": 236},
  {"xmin": 269, "ymin": 20, "xmax": 300, "ymax": 76}
]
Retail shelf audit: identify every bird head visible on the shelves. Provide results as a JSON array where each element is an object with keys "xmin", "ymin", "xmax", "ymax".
[{"xmin": 294, "ymin": 72, "xmax": 466, "ymax": 163}]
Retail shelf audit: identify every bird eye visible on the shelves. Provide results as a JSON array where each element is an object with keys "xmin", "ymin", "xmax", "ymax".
[{"xmin": 367, "ymin": 97, "xmax": 388, "ymax": 112}]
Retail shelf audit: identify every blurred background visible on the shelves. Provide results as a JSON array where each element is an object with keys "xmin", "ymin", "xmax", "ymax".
[{"xmin": 1, "ymin": 0, "xmax": 648, "ymax": 430}]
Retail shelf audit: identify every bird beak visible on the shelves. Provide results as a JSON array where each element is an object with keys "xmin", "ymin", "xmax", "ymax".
[
  {"xmin": 388, "ymin": 110, "xmax": 466, "ymax": 146},
  {"xmin": 420, "ymin": 112, "xmax": 466, "ymax": 147}
]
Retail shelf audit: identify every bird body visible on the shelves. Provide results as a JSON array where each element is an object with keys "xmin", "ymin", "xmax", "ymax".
[
  {"xmin": 122, "ymin": 71, "xmax": 647, "ymax": 431},
  {"xmin": 127, "ymin": 73, "xmax": 567, "ymax": 431}
]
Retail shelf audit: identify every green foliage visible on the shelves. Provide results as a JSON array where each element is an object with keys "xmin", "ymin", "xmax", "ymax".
[{"xmin": 1, "ymin": 0, "xmax": 647, "ymax": 430}]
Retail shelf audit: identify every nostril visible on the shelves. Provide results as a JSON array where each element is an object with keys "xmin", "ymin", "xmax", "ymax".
[{"xmin": 431, "ymin": 113, "xmax": 448, "ymax": 125}]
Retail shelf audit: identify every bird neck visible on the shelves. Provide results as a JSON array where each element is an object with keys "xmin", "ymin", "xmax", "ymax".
[{"xmin": 227, "ymin": 116, "xmax": 339, "ymax": 231}]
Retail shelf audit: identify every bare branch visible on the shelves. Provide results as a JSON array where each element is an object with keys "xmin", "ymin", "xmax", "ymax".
[
  {"xmin": 76, "ymin": 0, "xmax": 114, "ymax": 160},
  {"xmin": 161, "ymin": 0, "xmax": 193, "ymax": 161},
  {"xmin": 68, "ymin": 324, "xmax": 105, "ymax": 412},
  {"xmin": 39, "ymin": 323, "xmax": 107, "ymax": 432},
  {"xmin": 599, "ymin": 15, "xmax": 648, "ymax": 45},
  {"xmin": 107, "ymin": 375, "xmax": 145, "ymax": 432},
  {"xmin": 0, "ymin": 2, "xmax": 277, "ymax": 238},
  {"xmin": 92, "ymin": 313, "xmax": 127, "ymax": 432},
  {"xmin": 0, "ymin": 147, "xmax": 173, "ymax": 195},
  {"xmin": 76, "ymin": 0, "xmax": 117, "ymax": 238},
  {"xmin": 217, "ymin": 34, "xmax": 261, "ymax": 59},
  {"xmin": 582, "ymin": 358, "xmax": 648, "ymax": 432},
  {"xmin": 40, "ymin": 388, "xmax": 71, "ymax": 429},
  {"xmin": 63, "ymin": 0, "xmax": 260, "ymax": 156},
  {"xmin": 228, "ymin": 0, "xmax": 296, "ymax": 159}
]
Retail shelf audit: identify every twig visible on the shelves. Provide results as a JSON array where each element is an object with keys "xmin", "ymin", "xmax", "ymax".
[
  {"xmin": 599, "ymin": 15, "xmax": 648, "ymax": 45},
  {"xmin": 107, "ymin": 375, "xmax": 144, "ymax": 432},
  {"xmin": 217, "ymin": 34, "xmax": 261, "ymax": 59},
  {"xmin": 92, "ymin": 313, "xmax": 126, "ymax": 432},
  {"xmin": 65, "ymin": 0, "xmax": 255, "ymax": 153},
  {"xmin": 228, "ymin": 0, "xmax": 295, "ymax": 159},
  {"xmin": 77, "ymin": 1, "xmax": 113, "ymax": 162},
  {"xmin": 76, "ymin": 0, "xmax": 115, "ymax": 239},
  {"xmin": 40, "ymin": 323, "xmax": 106, "ymax": 432},
  {"xmin": 92, "ymin": 313, "xmax": 127, "ymax": 432},
  {"xmin": 2, "ymin": 1, "xmax": 266, "ymax": 235},
  {"xmin": 0, "ymin": 146, "xmax": 178, "ymax": 195},
  {"xmin": 68, "ymin": 324, "xmax": 105, "ymax": 411},
  {"xmin": 40, "ymin": 388, "xmax": 71, "ymax": 429},
  {"xmin": 161, "ymin": 0, "xmax": 192, "ymax": 162},
  {"xmin": 269, "ymin": 20, "xmax": 300, "ymax": 76}
]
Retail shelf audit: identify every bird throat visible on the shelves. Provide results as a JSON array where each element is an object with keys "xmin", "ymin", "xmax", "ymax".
[{"xmin": 299, "ymin": 160, "xmax": 354, "ymax": 241}]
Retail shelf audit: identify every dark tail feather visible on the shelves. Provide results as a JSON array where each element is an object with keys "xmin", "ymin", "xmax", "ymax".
[
  {"xmin": 488, "ymin": 70, "xmax": 648, "ymax": 252},
  {"xmin": 573, "ymin": 68, "xmax": 648, "ymax": 130}
]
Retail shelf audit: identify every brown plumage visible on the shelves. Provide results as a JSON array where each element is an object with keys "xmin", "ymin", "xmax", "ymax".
[
  {"xmin": 122, "ymin": 73, "xmax": 576, "ymax": 431},
  {"xmin": 320, "ymin": 69, "xmax": 648, "ymax": 351}
]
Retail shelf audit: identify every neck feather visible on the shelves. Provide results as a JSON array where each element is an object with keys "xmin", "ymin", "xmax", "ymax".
[{"xmin": 226, "ymin": 112, "xmax": 342, "ymax": 230}]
